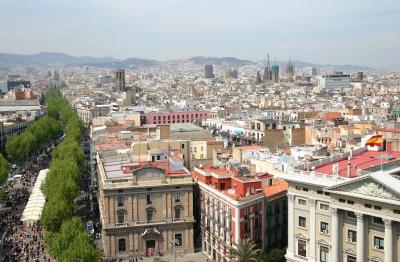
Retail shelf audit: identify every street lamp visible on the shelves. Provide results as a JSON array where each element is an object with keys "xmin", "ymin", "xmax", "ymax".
[{"xmin": 170, "ymin": 239, "xmax": 179, "ymax": 262}]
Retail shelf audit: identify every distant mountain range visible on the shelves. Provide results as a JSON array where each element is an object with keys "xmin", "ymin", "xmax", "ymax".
[
  {"xmin": 189, "ymin": 56, "xmax": 253, "ymax": 66},
  {"xmin": 0, "ymin": 52, "xmax": 158, "ymax": 68},
  {"xmin": 0, "ymin": 52, "xmax": 378, "ymax": 71}
]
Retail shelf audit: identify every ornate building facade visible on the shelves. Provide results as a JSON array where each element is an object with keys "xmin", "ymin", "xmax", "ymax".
[
  {"xmin": 281, "ymin": 148, "xmax": 400, "ymax": 262},
  {"xmin": 96, "ymin": 150, "xmax": 195, "ymax": 260}
]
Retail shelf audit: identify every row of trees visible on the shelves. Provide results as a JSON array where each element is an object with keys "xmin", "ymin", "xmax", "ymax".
[
  {"xmin": 0, "ymin": 154, "xmax": 10, "ymax": 184},
  {"xmin": 6, "ymin": 116, "xmax": 63, "ymax": 164},
  {"xmin": 228, "ymin": 239, "xmax": 286, "ymax": 262},
  {"xmin": 40, "ymin": 88, "xmax": 100, "ymax": 261}
]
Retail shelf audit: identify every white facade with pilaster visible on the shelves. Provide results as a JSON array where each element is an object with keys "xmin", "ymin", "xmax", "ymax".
[{"xmin": 282, "ymin": 168, "xmax": 400, "ymax": 262}]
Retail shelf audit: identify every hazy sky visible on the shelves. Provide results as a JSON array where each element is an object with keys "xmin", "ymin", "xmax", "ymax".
[{"xmin": 0, "ymin": 0, "xmax": 399, "ymax": 69}]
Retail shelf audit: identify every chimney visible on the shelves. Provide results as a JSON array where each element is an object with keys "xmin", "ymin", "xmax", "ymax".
[{"xmin": 347, "ymin": 161, "xmax": 351, "ymax": 177}]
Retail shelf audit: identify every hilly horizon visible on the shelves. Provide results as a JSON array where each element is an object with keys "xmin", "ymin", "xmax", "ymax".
[{"xmin": 0, "ymin": 51, "xmax": 379, "ymax": 71}]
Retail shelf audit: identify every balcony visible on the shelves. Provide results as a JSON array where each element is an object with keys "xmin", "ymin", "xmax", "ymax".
[
  {"xmin": 115, "ymin": 222, "xmax": 129, "ymax": 227},
  {"xmin": 173, "ymin": 201, "xmax": 183, "ymax": 208},
  {"xmin": 135, "ymin": 219, "xmax": 169, "ymax": 226}
]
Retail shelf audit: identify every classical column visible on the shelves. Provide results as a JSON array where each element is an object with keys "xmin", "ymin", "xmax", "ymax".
[
  {"xmin": 331, "ymin": 207, "xmax": 339, "ymax": 262},
  {"xmin": 128, "ymin": 196, "xmax": 133, "ymax": 221},
  {"xmin": 129, "ymin": 233, "xmax": 134, "ymax": 252},
  {"xmin": 355, "ymin": 213, "xmax": 365, "ymax": 262},
  {"xmin": 133, "ymin": 195, "xmax": 138, "ymax": 220},
  {"xmin": 309, "ymin": 199, "xmax": 317, "ymax": 262},
  {"xmin": 234, "ymin": 207, "xmax": 241, "ymax": 244},
  {"xmin": 383, "ymin": 219, "xmax": 393, "ymax": 262},
  {"xmin": 286, "ymin": 194, "xmax": 295, "ymax": 258},
  {"xmin": 162, "ymin": 193, "xmax": 167, "ymax": 218},
  {"xmin": 109, "ymin": 197, "xmax": 115, "ymax": 224},
  {"xmin": 188, "ymin": 191, "xmax": 193, "ymax": 218}
]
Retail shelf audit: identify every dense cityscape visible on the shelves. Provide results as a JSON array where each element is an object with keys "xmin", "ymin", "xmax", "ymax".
[
  {"xmin": 1, "ymin": 1, "xmax": 400, "ymax": 262},
  {"xmin": 0, "ymin": 53, "xmax": 398, "ymax": 262}
]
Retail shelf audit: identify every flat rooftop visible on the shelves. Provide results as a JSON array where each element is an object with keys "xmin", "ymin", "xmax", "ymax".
[
  {"xmin": 315, "ymin": 150, "xmax": 400, "ymax": 178},
  {"xmin": 100, "ymin": 154, "xmax": 190, "ymax": 180}
]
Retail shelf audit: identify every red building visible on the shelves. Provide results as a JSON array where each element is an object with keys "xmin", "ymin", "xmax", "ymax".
[
  {"xmin": 142, "ymin": 108, "xmax": 208, "ymax": 125},
  {"xmin": 192, "ymin": 165, "xmax": 287, "ymax": 262}
]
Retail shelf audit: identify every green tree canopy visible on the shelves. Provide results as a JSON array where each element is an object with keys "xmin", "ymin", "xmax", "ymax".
[
  {"xmin": 47, "ymin": 217, "xmax": 101, "ymax": 262},
  {"xmin": 0, "ymin": 153, "xmax": 10, "ymax": 184},
  {"xmin": 41, "ymin": 198, "xmax": 72, "ymax": 232},
  {"xmin": 258, "ymin": 248, "xmax": 286, "ymax": 262},
  {"xmin": 41, "ymin": 88, "xmax": 101, "ymax": 261},
  {"xmin": 228, "ymin": 239, "xmax": 261, "ymax": 262}
]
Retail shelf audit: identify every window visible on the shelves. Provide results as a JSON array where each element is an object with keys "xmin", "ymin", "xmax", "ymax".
[
  {"xmin": 319, "ymin": 203, "xmax": 330, "ymax": 211},
  {"xmin": 298, "ymin": 198, "xmax": 307, "ymax": 206},
  {"xmin": 320, "ymin": 222, "xmax": 329, "ymax": 234},
  {"xmin": 117, "ymin": 211, "xmax": 125, "ymax": 224},
  {"xmin": 347, "ymin": 255, "xmax": 356, "ymax": 262},
  {"xmin": 339, "ymin": 199, "xmax": 346, "ymax": 203},
  {"xmin": 373, "ymin": 217, "xmax": 383, "ymax": 225},
  {"xmin": 174, "ymin": 192, "xmax": 181, "ymax": 203},
  {"xmin": 274, "ymin": 203, "xmax": 280, "ymax": 214},
  {"xmin": 365, "ymin": 204, "xmax": 372, "ymax": 208},
  {"xmin": 146, "ymin": 210, "xmax": 153, "ymax": 221},
  {"xmin": 117, "ymin": 196, "xmax": 124, "ymax": 207},
  {"xmin": 347, "ymin": 200, "xmax": 354, "ymax": 205},
  {"xmin": 298, "ymin": 216, "xmax": 306, "ymax": 228},
  {"xmin": 297, "ymin": 240, "xmax": 307, "ymax": 257},
  {"xmin": 348, "ymin": 230, "xmax": 357, "ymax": 243},
  {"xmin": 244, "ymin": 221, "xmax": 250, "ymax": 234},
  {"xmin": 394, "ymin": 209, "xmax": 400, "ymax": 214},
  {"xmin": 255, "ymin": 217, "xmax": 259, "ymax": 229},
  {"xmin": 181, "ymin": 144, "xmax": 185, "ymax": 149},
  {"xmin": 147, "ymin": 194, "xmax": 152, "ymax": 205},
  {"xmin": 374, "ymin": 236, "xmax": 384, "ymax": 250},
  {"xmin": 118, "ymin": 239, "xmax": 126, "ymax": 252},
  {"xmin": 174, "ymin": 208, "xmax": 181, "ymax": 219},
  {"xmin": 174, "ymin": 233, "xmax": 183, "ymax": 246},
  {"xmin": 374, "ymin": 206, "xmax": 382, "ymax": 210},
  {"xmin": 347, "ymin": 211, "xmax": 356, "ymax": 219},
  {"xmin": 302, "ymin": 188, "xmax": 309, "ymax": 192},
  {"xmin": 317, "ymin": 190, "xmax": 323, "ymax": 194},
  {"xmin": 320, "ymin": 246, "xmax": 329, "ymax": 262}
]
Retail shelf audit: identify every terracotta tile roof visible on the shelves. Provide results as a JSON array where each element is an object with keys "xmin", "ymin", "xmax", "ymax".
[
  {"xmin": 379, "ymin": 128, "xmax": 400, "ymax": 133},
  {"xmin": 238, "ymin": 145, "xmax": 262, "ymax": 151},
  {"xmin": 263, "ymin": 179, "xmax": 288, "ymax": 198}
]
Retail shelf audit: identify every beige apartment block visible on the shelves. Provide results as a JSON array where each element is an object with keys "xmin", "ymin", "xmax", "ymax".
[{"xmin": 96, "ymin": 151, "xmax": 195, "ymax": 260}]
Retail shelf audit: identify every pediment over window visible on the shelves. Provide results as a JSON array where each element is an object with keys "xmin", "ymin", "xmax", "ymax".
[
  {"xmin": 317, "ymin": 239, "xmax": 330, "ymax": 247},
  {"xmin": 326, "ymin": 175, "xmax": 400, "ymax": 202},
  {"xmin": 294, "ymin": 233, "xmax": 308, "ymax": 240},
  {"xmin": 133, "ymin": 166, "xmax": 165, "ymax": 181}
]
